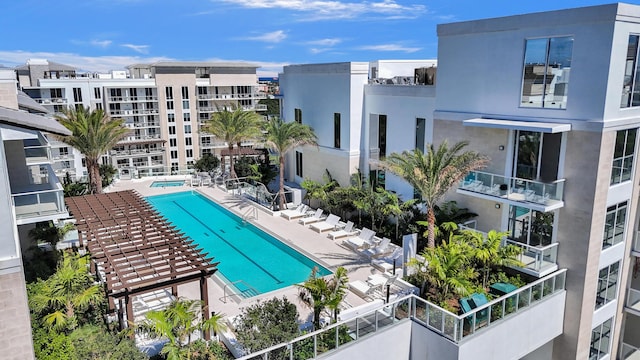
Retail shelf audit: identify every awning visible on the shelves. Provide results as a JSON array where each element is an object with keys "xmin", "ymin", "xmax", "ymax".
[{"xmin": 463, "ymin": 118, "xmax": 571, "ymax": 133}]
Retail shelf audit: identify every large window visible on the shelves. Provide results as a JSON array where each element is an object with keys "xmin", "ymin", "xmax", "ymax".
[
  {"xmin": 603, "ymin": 201, "xmax": 627, "ymax": 249},
  {"xmin": 508, "ymin": 206, "xmax": 554, "ymax": 246},
  {"xmin": 295, "ymin": 108, "xmax": 302, "ymax": 124},
  {"xmin": 590, "ymin": 318, "xmax": 612, "ymax": 360},
  {"xmin": 181, "ymin": 86, "xmax": 189, "ymax": 99},
  {"xmin": 611, "ymin": 128, "xmax": 636, "ymax": 184},
  {"xmin": 73, "ymin": 87, "xmax": 83, "ymax": 102},
  {"xmin": 622, "ymin": 35, "xmax": 640, "ymax": 107},
  {"xmin": 416, "ymin": 118, "xmax": 426, "ymax": 152},
  {"xmin": 334, "ymin": 113, "xmax": 341, "ymax": 148},
  {"xmin": 378, "ymin": 115, "xmax": 387, "ymax": 159},
  {"xmin": 295, "ymin": 151, "xmax": 303, "ymax": 177},
  {"xmin": 165, "ymin": 86, "xmax": 173, "ymax": 100},
  {"xmin": 521, "ymin": 36, "xmax": 573, "ymax": 109},
  {"xmin": 596, "ymin": 262, "xmax": 620, "ymax": 309}
]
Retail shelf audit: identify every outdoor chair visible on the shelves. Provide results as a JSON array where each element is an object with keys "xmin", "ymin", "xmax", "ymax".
[
  {"xmin": 299, "ymin": 208, "xmax": 326, "ymax": 225},
  {"xmin": 328, "ymin": 221, "xmax": 358, "ymax": 240},
  {"xmin": 309, "ymin": 214, "xmax": 342, "ymax": 233},
  {"xmin": 361, "ymin": 237, "xmax": 393, "ymax": 258},
  {"xmin": 343, "ymin": 227, "xmax": 376, "ymax": 250},
  {"xmin": 280, "ymin": 204, "xmax": 309, "ymax": 220}
]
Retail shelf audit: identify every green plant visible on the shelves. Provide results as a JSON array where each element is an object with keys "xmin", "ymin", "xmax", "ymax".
[
  {"xmin": 99, "ymin": 164, "xmax": 118, "ymax": 188},
  {"xmin": 193, "ymin": 153, "xmax": 221, "ymax": 174},
  {"xmin": 297, "ymin": 266, "xmax": 349, "ymax": 329}
]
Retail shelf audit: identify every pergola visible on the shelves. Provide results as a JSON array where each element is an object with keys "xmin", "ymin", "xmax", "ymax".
[{"xmin": 65, "ymin": 190, "xmax": 218, "ymax": 336}]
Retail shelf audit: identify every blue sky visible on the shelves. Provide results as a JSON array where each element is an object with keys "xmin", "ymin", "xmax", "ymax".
[{"xmin": 1, "ymin": 0, "xmax": 638, "ymax": 76}]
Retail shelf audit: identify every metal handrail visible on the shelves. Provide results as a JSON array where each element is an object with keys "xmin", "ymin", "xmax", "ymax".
[
  {"xmin": 242, "ymin": 206, "xmax": 258, "ymax": 222},
  {"xmin": 222, "ymin": 279, "xmax": 260, "ymax": 303}
]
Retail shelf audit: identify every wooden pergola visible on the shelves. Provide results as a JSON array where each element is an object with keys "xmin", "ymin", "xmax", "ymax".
[{"xmin": 65, "ymin": 190, "xmax": 218, "ymax": 336}]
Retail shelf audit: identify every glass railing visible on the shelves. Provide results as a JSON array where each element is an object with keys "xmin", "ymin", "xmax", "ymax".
[
  {"xmin": 11, "ymin": 166, "xmax": 66, "ymax": 220},
  {"xmin": 633, "ymin": 231, "xmax": 640, "ymax": 254},
  {"xmin": 459, "ymin": 171, "xmax": 565, "ymax": 207},
  {"xmin": 234, "ymin": 270, "xmax": 567, "ymax": 359},
  {"xmin": 627, "ymin": 288, "xmax": 640, "ymax": 310},
  {"xmin": 505, "ymin": 240, "xmax": 559, "ymax": 273},
  {"xmin": 24, "ymin": 145, "xmax": 52, "ymax": 164},
  {"xmin": 223, "ymin": 177, "xmax": 291, "ymax": 210},
  {"xmin": 621, "ymin": 343, "xmax": 640, "ymax": 359}
]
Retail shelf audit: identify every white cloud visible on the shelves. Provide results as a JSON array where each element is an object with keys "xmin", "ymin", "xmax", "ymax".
[
  {"xmin": 220, "ymin": 0, "xmax": 426, "ymax": 21},
  {"xmin": 306, "ymin": 38, "xmax": 342, "ymax": 46},
  {"xmin": 359, "ymin": 43, "xmax": 421, "ymax": 53},
  {"xmin": 241, "ymin": 30, "xmax": 287, "ymax": 43},
  {"xmin": 90, "ymin": 39, "xmax": 112, "ymax": 48},
  {"xmin": 121, "ymin": 44, "xmax": 150, "ymax": 54}
]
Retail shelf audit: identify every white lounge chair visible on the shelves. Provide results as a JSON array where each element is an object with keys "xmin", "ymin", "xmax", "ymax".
[
  {"xmin": 190, "ymin": 175, "xmax": 201, "ymax": 186},
  {"xmin": 309, "ymin": 214, "xmax": 342, "ymax": 233},
  {"xmin": 299, "ymin": 208, "xmax": 326, "ymax": 225},
  {"xmin": 280, "ymin": 204, "xmax": 309, "ymax": 220},
  {"xmin": 371, "ymin": 247, "xmax": 404, "ymax": 273},
  {"xmin": 328, "ymin": 221, "xmax": 357, "ymax": 240},
  {"xmin": 361, "ymin": 237, "xmax": 393, "ymax": 258},
  {"xmin": 348, "ymin": 280, "xmax": 378, "ymax": 300},
  {"xmin": 343, "ymin": 228, "xmax": 376, "ymax": 250}
]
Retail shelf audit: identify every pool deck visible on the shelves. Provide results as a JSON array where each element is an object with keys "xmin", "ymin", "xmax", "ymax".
[{"xmin": 106, "ymin": 177, "xmax": 396, "ymax": 326}]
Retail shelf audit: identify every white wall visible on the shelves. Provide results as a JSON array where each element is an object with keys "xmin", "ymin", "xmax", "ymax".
[{"xmin": 321, "ymin": 320, "xmax": 411, "ymax": 360}]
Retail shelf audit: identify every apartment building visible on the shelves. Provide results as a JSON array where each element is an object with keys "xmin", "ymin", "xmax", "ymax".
[
  {"xmin": 280, "ymin": 3, "xmax": 640, "ymax": 359},
  {"xmin": 0, "ymin": 67, "xmax": 71, "ymax": 359},
  {"xmin": 18, "ymin": 60, "xmax": 266, "ymax": 179}
]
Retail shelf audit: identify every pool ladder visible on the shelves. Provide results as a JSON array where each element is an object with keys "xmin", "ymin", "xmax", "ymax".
[
  {"xmin": 242, "ymin": 206, "xmax": 258, "ymax": 223},
  {"xmin": 222, "ymin": 279, "xmax": 260, "ymax": 303}
]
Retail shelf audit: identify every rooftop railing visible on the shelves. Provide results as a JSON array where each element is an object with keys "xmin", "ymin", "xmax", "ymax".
[
  {"xmin": 459, "ymin": 171, "xmax": 565, "ymax": 208},
  {"xmin": 235, "ymin": 269, "xmax": 566, "ymax": 359}
]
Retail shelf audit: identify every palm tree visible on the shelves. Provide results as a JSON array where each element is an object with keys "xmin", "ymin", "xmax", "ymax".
[
  {"xmin": 28, "ymin": 252, "xmax": 103, "ymax": 331},
  {"xmin": 463, "ymin": 229, "xmax": 523, "ymax": 288},
  {"xmin": 297, "ymin": 266, "xmax": 349, "ymax": 329},
  {"xmin": 383, "ymin": 140, "xmax": 488, "ymax": 248},
  {"xmin": 56, "ymin": 106, "xmax": 128, "ymax": 194},
  {"xmin": 137, "ymin": 298, "xmax": 226, "ymax": 360},
  {"xmin": 264, "ymin": 117, "xmax": 318, "ymax": 210},
  {"xmin": 203, "ymin": 107, "xmax": 263, "ymax": 178}
]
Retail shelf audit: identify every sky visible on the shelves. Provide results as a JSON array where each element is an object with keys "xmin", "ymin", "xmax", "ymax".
[{"xmin": 1, "ymin": 0, "xmax": 639, "ymax": 76}]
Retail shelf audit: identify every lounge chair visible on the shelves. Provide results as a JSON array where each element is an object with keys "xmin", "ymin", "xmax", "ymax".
[
  {"xmin": 342, "ymin": 227, "xmax": 376, "ymax": 250},
  {"xmin": 328, "ymin": 221, "xmax": 357, "ymax": 240},
  {"xmin": 309, "ymin": 214, "xmax": 341, "ymax": 233},
  {"xmin": 190, "ymin": 175, "xmax": 201, "ymax": 186},
  {"xmin": 299, "ymin": 208, "xmax": 326, "ymax": 225},
  {"xmin": 371, "ymin": 247, "xmax": 403, "ymax": 273},
  {"xmin": 280, "ymin": 204, "xmax": 309, "ymax": 220},
  {"xmin": 361, "ymin": 237, "xmax": 393, "ymax": 258},
  {"xmin": 349, "ymin": 280, "xmax": 378, "ymax": 300}
]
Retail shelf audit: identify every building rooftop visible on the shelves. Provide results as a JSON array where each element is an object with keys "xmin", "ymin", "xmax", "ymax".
[{"xmin": 0, "ymin": 106, "xmax": 70, "ymax": 136}]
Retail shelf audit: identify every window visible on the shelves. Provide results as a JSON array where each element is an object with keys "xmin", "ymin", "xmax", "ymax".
[
  {"xmin": 596, "ymin": 262, "xmax": 620, "ymax": 309},
  {"xmin": 145, "ymin": 88, "xmax": 154, "ymax": 98},
  {"xmin": 169, "ymin": 126, "xmax": 176, "ymax": 135},
  {"xmin": 181, "ymin": 86, "xmax": 189, "ymax": 99},
  {"xmin": 622, "ymin": 35, "xmax": 640, "ymax": 107},
  {"xmin": 170, "ymin": 151, "xmax": 178, "ymax": 159},
  {"xmin": 94, "ymin": 87, "xmax": 101, "ymax": 99},
  {"xmin": 416, "ymin": 118, "xmax": 426, "ymax": 151},
  {"xmin": 590, "ymin": 318, "xmax": 612, "ymax": 360},
  {"xmin": 95, "ymin": 103, "xmax": 102, "ymax": 111},
  {"xmin": 183, "ymin": 113, "xmax": 191, "ymax": 122},
  {"xmin": 129, "ymin": 88, "xmax": 138, "ymax": 99},
  {"xmin": 59, "ymin": 147, "xmax": 69, "ymax": 156},
  {"xmin": 165, "ymin": 86, "xmax": 173, "ymax": 100},
  {"xmin": 73, "ymin": 87, "xmax": 82, "ymax": 102},
  {"xmin": 295, "ymin": 151, "xmax": 303, "ymax": 177},
  {"xmin": 334, "ymin": 113, "xmax": 341, "ymax": 148},
  {"xmin": 186, "ymin": 149, "xmax": 193, "ymax": 158},
  {"xmin": 508, "ymin": 206, "xmax": 554, "ymax": 247},
  {"xmin": 50, "ymin": 88, "xmax": 62, "ymax": 98},
  {"xmin": 182, "ymin": 100, "xmax": 190, "ymax": 109},
  {"xmin": 168, "ymin": 114, "xmax": 175, "ymax": 123},
  {"xmin": 171, "ymin": 162, "xmax": 179, "ymax": 172},
  {"xmin": 185, "ymin": 137, "xmax": 192, "ymax": 146},
  {"xmin": 603, "ymin": 201, "xmax": 628, "ymax": 249},
  {"xmin": 521, "ymin": 36, "xmax": 573, "ymax": 109},
  {"xmin": 611, "ymin": 128, "xmax": 637, "ymax": 184},
  {"xmin": 378, "ymin": 115, "xmax": 387, "ymax": 159},
  {"xmin": 167, "ymin": 101, "xmax": 174, "ymax": 110},
  {"xmin": 295, "ymin": 108, "xmax": 302, "ymax": 124},
  {"xmin": 184, "ymin": 125, "xmax": 191, "ymax": 134}
]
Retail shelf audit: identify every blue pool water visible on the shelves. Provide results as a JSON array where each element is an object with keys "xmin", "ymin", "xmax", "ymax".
[
  {"xmin": 146, "ymin": 191, "xmax": 331, "ymax": 297},
  {"xmin": 150, "ymin": 180, "xmax": 185, "ymax": 188}
]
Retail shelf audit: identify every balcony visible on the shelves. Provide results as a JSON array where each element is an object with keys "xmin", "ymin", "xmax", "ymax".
[
  {"xmin": 621, "ymin": 343, "xmax": 640, "ymax": 359},
  {"xmin": 11, "ymin": 165, "xmax": 67, "ymax": 225},
  {"xmin": 633, "ymin": 231, "xmax": 640, "ymax": 257},
  {"xmin": 24, "ymin": 145, "xmax": 52, "ymax": 165},
  {"xmin": 254, "ymin": 104, "xmax": 268, "ymax": 111},
  {"xmin": 626, "ymin": 288, "xmax": 640, "ymax": 316},
  {"xmin": 458, "ymin": 170, "xmax": 565, "ymax": 212}
]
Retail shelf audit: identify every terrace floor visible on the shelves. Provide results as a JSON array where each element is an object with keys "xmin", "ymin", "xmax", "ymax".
[{"xmin": 106, "ymin": 176, "xmax": 395, "ymax": 326}]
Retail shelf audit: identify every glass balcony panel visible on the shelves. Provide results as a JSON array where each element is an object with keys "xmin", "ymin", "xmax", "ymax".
[
  {"xmin": 506, "ymin": 240, "xmax": 558, "ymax": 274},
  {"xmin": 24, "ymin": 145, "xmax": 51, "ymax": 164},
  {"xmin": 627, "ymin": 288, "xmax": 640, "ymax": 312},
  {"xmin": 460, "ymin": 170, "xmax": 564, "ymax": 208},
  {"xmin": 11, "ymin": 165, "xmax": 66, "ymax": 221}
]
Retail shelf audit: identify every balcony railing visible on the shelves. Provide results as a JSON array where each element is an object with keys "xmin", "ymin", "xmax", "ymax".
[
  {"xmin": 621, "ymin": 343, "xmax": 640, "ymax": 359},
  {"xmin": 626, "ymin": 288, "xmax": 640, "ymax": 312},
  {"xmin": 459, "ymin": 171, "xmax": 565, "ymax": 210},
  {"xmin": 11, "ymin": 165, "xmax": 66, "ymax": 222},
  {"xmin": 24, "ymin": 145, "xmax": 52, "ymax": 165},
  {"xmin": 234, "ymin": 270, "xmax": 566, "ymax": 359}
]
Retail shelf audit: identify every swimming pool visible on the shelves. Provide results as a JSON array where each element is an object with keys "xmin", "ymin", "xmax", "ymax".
[
  {"xmin": 146, "ymin": 191, "xmax": 331, "ymax": 297},
  {"xmin": 150, "ymin": 180, "xmax": 185, "ymax": 188}
]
